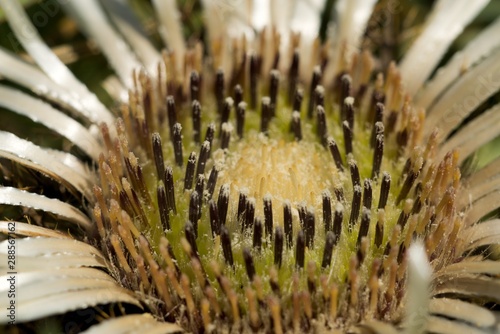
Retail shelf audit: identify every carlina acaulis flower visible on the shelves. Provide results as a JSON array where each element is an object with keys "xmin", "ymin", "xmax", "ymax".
[{"xmin": 1, "ymin": 0, "xmax": 500, "ymax": 333}]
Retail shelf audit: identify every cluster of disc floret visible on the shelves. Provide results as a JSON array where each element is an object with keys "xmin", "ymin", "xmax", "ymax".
[{"xmin": 92, "ymin": 35, "xmax": 461, "ymax": 332}]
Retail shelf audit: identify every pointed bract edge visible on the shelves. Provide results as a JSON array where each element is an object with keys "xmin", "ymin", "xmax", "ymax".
[
  {"xmin": 457, "ymin": 164, "xmax": 500, "ymax": 211},
  {"xmin": 426, "ymin": 315, "xmax": 494, "ymax": 334},
  {"xmin": 0, "ymin": 84, "xmax": 103, "ymax": 161},
  {"xmin": 465, "ymin": 156, "xmax": 500, "ymax": 192},
  {"xmin": 358, "ymin": 320, "xmax": 400, "ymax": 334},
  {"xmin": 151, "ymin": 0, "xmax": 186, "ymax": 70},
  {"xmin": 464, "ymin": 192, "xmax": 500, "ymax": 227},
  {"xmin": 0, "ymin": 268, "xmax": 140, "ymax": 323},
  {"xmin": 60, "ymin": 0, "xmax": 142, "ymax": 91},
  {"xmin": 425, "ymin": 47, "xmax": 500, "ymax": 139},
  {"xmin": 434, "ymin": 275, "xmax": 500, "ymax": 304},
  {"xmin": 415, "ymin": 17, "xmax": 500, "ymax": 109},
  {"xmin": 0, "ymin": 0, "xmax": 112, "ymax": 121},
  {"xmin": 457, "ymin": 219, "xmax": 500, "ymax": 251},
  {"xmin": 0, "ymin": 47, "xmax": 114, "ymax": 126},
  {"xmin": 324, "ymin": 0, "xmax": 377, "ymax": 84},
  {"xmin": 0, "ymin": 237, "xmax": 104, "ymax": 260},
  {"xmin": 0, "ymin": 187, "xmax": 92, "ymax": 231},
  {"xmin": 0, "ymin": 132, "xmax": 94, "ymax": 201},
  {"xmin": 429, "ymin": 298, "xmax": 496, "ymax": 329},
  {"xmin": 101, "ymin": 0, "xmax": 162, "ymax": 76},
  {"xmin": 399, "ymin": 0, "xmax": 490, "ymax": 97},
  {"xmin": 82, "ymin": 314, "xmax": 183, "ymax": 334},
  {"xmin": 441, "ymin": 102, "xmax": 500, "ymax": 165},
  {"xmin": 0, "ymin": 221, "xmax": 70, "ymax": 239}
]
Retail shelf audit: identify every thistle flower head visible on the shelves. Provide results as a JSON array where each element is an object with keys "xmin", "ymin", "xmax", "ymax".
[{"xmin": 1, "ymin": 1, "xmax": 500, "ymax": 333}]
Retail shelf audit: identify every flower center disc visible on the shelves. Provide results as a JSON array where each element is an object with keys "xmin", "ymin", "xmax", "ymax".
[{"xmin": 217, "ymin": 132, "xmax": 343, "ymax": 219}]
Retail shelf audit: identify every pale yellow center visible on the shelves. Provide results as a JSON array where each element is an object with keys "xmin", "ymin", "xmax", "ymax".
[{"xmin": 215, "ymin": 132, "xmax": 344, "ymax": 225}]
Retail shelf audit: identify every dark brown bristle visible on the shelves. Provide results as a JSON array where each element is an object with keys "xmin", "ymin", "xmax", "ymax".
[
  {"xmin": 243, "ymin": 248, "xmax": 256, "ymax": 281},
  {"xmin": 253, "ymin": 217, "xmax": 263, "ymax": 252},
  {"xmin": 204, "ymin": 123, "xmax": 215, "ymax": 146},
  {"xmin": 172, "ymin": 123, "xmax": 183, "ymax": 166},
  {"xmin": 184, "ymin": 152, "xmax": 197, "ymax": 190},
  {"xmin": 220, "ymin": 123, "xmax": 231, "ymax": 150},
  {"xmin": 190, "ymin": 71, "xmax": 200, "ymax": 102},
  {"xmin": 370, "ymin": 86, "xmax": 385, "ymax": 125},
  {"xmin": 291, "ymin": 111, "xmax": 302, "ymax": 141},
  {"xmin": 157, "ymin": 183, "xmax": 170, "ymax": 230},
  {"xmin": 378, "ymin": 172, "xmax": 391, "ymax": 209},
  {"xmin": 270, "ymin": 267, "xmax": 280, "ymax": 295},
  {"xmin": 191, "ymin": 100, "xmax": 201, "ymax": 144},
  {"xmin": 343, "ymin": 97, "xmax": 355, "ymax": 131},
  {"xmin": 269, "ymin": 70, "xmax": 279, "ymax": 116},
  {"xmin": 260, "ymin": 97, "xmax": 272, "ymax": 134},
  {"xmin": 217, "ymin": 184, "xmax": 229, "ymax": 227},
  {"xmin": 135, "ymin": 164, "xmax": 153, "ymax": 206},
  {"xmin": 215, "ymin": 69, "xmax": 225, "ymax": 114},
  {"xmin": 293, "ymin": 88, "xmax": 303, "ymax": 114},
  {"xmin": 185, "ymin": 221, "xmax": 199, "ymax": 256},
  {"xmin": 375, "ymin": 212, "xmax": 384, "ymax": 248},
  {"xmin": 288, "ymin": 51, "xmax": 299, "ymax": 103},
  {"xmin": 237, "ymin": 191, "xmax": 248, "ymax": 224},
  {"xmin": 386, "ymin": 111, "xmax": 398, "ymax": 134},
  {"xmin": 349, "ymin": 185, "xmax": 362, "ymax": 232},
  {"xmin": 284, "ymin": 201, "xmax": 293, "ymax": 248},
  {"xmin": 333, "ymin": 203, "xmax": 344, "ymax": 245},
  {"xmin": 308, "ymin": 66, "xmax": 321, "ymax": 119},
  {"xmin": 305, "ymin": 209, "xmax": 315, "ymax": 249},
  {"xmin": 166, "ymin": 96, "xmax": 177, "ymax": 139},
  {"xmin": 339, "ymin": 74, "xmax": 352, "ymax": 111},
  {"xmin": 397, "ymin": 128, "xmax": 409, "ymax": 149},
  {"xmin": 372, "ymin": 122, "xmax": 384, "ymax": 179},
  {"xmin": 349, "ymin": 160, "xmax": 361, "ymax": 188},
  {"xmin": 397, "ymin": 199, "xmax": 413, "ymax": 229},
  {"xmin": 196, "ymin": 141, "xmax": 210, "ymax": 178},
  {"xmin": 370, "ymin": 103, "xmax": 384, "ymax": 148},
  {"xmin": 295, "ymin": 230, "xmax": 305, "ymax": 269},
  {"xmin": 209, "ymin": 200, "xmax": 220, "ymax": 237},
  {"xmin": 343, "ymin": 121, "xmax": 353, "ymax": 156},
  {"xmin": 316, "ymin": 105, "xmax": 328, "ymax": 147},
  {"xmin": 322, "ymin": 231, "xmax": 335, "ymax": 268},
  {"xmin": 396, "ymin": 162, "xmax": 421, "ymax": 205},
  {"xmin": 323, "ymin": 190, "xmax": 332, "ymax": 233},
  {"xmin": 220, "ymin": 98, "xmax": 233, "ymax": 131},
  {"xmin": 195, "ymin": 175, "xmax": 205, "ymax": 206},
  {"xmin": 165, "ymin": 166, "xmax": 176, "ymax": 214},
  {"xmin": 263, "ymin": 195, "xmax": 273, "ymax": 241},
  {"xmin": 120, "ymin": 190, "xmax": 137, "ymax": 223},
  {"xmin": 274, "ymin": 226, "xmax": 284, "ymax": 268},
  {"xmin": 327, "ymin": 137, "xmax": 344, "ymax": 171},
  {"xmin": 249, "ymin": 54, "xmax": 258, "ymax": 109},
  {"xmin": 357, "ymin": 207, "xmax": 371, "ymax": 246},
  {"xmin": 152, "ymin": 132, "xmax": 165, "ymax": 181},
  {"xmin": 124, "ymin": 155, "xmax": 140, "ymax": 193},
  {"xmin": 244, "ymin": 198, "xmax": 256, "ymax": 232},
  {"xmin": 363, "ymin": 179, "xmax": 373, "ymax": 210},
  {"xmin": 220, "ymin": 225, "xmax": 234, "ymax": 267},
  {"xmin": 298, "ymin": 204, "xmax": 306, "ymax": 229},
  {"xmin": 189, "ymin": 191, "xmax": 200, "ymax": 237},
  {"xmin": 315, "ymin": 85, "xmax": 325, "ymax": 109},
  {"xmin": 236, "ymin": 102, "xmax": 246, "ymax": 138},
  {"xmin": 206, "ymin": 166, "xmax": 219, "ymax": 199},
  {"xmin": 234, "ymin": 84, "xmax": 243, "ymax": 108}
]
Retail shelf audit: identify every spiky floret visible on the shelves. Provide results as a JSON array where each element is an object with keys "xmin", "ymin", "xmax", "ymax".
[{"xmin": 90, "ymin": 28, "xmax": 462, "ymax": 333}]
